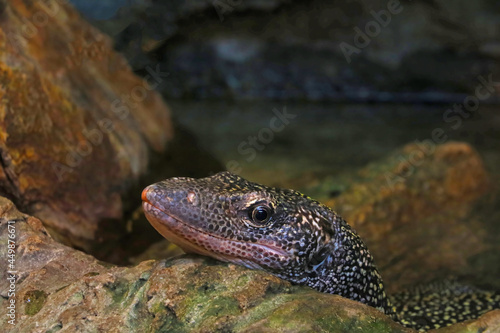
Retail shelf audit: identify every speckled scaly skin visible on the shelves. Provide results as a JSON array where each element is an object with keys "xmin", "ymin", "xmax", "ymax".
[{"xmin": 142, "ymin": 171, "xmax": 500, "ymax": 331}]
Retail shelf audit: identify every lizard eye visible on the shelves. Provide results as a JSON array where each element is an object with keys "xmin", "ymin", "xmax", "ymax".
[{"xmin": 249, "ymin": 205, "xmax": 272, "ymax": 226}]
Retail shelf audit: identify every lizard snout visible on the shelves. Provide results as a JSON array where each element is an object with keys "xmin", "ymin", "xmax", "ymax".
[{"xmin": 141, "ymin": 186, "xmax": 150, "ymax": 202}]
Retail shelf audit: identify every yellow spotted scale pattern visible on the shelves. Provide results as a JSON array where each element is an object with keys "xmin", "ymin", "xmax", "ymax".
[
  {"xmin": 390, "ymin": 280, "xmax": 500, "ymax": 330},
  {"xmin": 142, "ymin": 172, "xmax": 500, "ymax": 331}
]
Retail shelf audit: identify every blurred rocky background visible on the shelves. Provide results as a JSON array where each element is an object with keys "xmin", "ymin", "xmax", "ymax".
[{"xmin": 70, "ymin": 0, "xmax": 500, "ymax": 101}]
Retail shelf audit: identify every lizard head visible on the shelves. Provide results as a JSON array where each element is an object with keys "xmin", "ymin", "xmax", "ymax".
[{"xmin": 142, "ymin": 171, "xmax": 335, "ymax": 279}]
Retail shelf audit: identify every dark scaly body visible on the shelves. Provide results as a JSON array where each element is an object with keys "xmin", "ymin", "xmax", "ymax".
[{"xmin": 142, "ymin": 171, "xmax": 500, "ymax": 331}]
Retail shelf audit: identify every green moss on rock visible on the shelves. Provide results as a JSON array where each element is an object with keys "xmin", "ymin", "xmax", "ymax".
[{"xmin": 24, "ymin": 290, "xmax": 48, "ymax": 316}]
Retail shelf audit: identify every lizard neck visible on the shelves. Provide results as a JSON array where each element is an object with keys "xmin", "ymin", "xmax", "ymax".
[{"xmin": 296, "ymin": 216, "xmax": 395, "ymax": 317}]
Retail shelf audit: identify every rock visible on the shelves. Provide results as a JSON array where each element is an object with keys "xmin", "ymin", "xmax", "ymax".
[
  {"xmin": 69, "ymin": 0, "xmax": 289, "ymax": 71},
  {"xmin": 70, "ymin": 0, "xmax": 500, "ymax": 101},
  {"xmin": 316, "ymin": 142, "xmax": 493, "ymax": 293},
  {"xmin": 0, "ymin": 196, "xmax": 413, "ymax": 333},
  {"xmin": 0, "ymin": 0, "xmax": 172, "ymax": 252}
]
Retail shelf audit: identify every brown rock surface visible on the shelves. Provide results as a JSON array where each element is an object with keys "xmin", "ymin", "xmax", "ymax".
[
  {"xmin": 324, "ymin": 141, "xmax": 493, "ymax": 293},
  {"xmin": 0, "ymin": 0, "xmax": 173, "ymax": 250}
]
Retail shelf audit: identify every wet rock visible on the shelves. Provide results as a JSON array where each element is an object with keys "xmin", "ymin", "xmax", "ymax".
[
  {"xmin": 0, "ymin": 0, "xmax": 172, "ymax": 251},
  {"xmin": 0, "ymin": 197, "xmax": 412, "ymax": 333}
]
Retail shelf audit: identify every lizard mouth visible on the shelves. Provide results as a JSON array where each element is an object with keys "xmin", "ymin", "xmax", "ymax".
[{"xmin": 142, "ymin": 200, "xmax": 292, "ymax": 270}]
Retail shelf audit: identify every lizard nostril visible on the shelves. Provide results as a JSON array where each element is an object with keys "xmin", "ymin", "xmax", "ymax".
[{"xmin": 187, "ymin": 191, "xmax": 198, "ymax": 205}]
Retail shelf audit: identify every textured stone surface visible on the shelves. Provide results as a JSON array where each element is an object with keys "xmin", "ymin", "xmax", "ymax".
[
  {"xmin": 313, "ymin": 142, "xmax": 493, "ymax": 293},
  {"xmin": 0, "ymin": 0, "xmax": 173, "ymax": 251}
]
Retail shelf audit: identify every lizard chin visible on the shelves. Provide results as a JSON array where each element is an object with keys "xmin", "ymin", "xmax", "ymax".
[{"xmin": 142, "ymin": 201, "xmax": 291, "ymax": 271}]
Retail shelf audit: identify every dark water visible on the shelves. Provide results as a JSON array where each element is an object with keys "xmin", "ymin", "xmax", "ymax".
[{"xmin": 170, "ymin": 101, "xmax": 500, "ymax": 191}]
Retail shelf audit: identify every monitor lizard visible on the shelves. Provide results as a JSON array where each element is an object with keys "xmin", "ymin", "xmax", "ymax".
[{"xmin": 142, "ymin": 171, "xmax": 500, "ymax": 331}]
